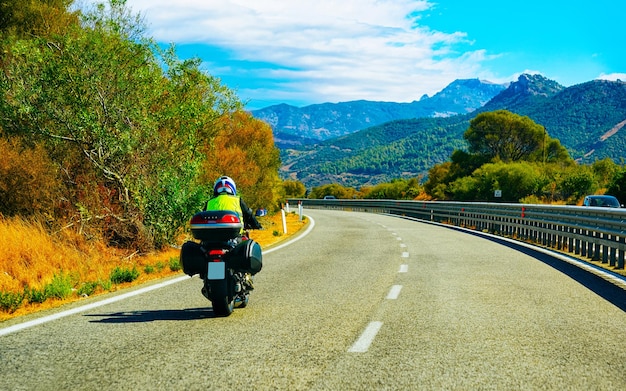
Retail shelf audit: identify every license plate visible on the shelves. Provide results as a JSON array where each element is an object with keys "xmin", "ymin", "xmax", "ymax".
[{"xmin": 207, "ymin": 261, "xmax": 225, "ymax": 280}]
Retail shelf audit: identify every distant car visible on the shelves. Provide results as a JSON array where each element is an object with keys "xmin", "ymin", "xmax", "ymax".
[
  {"xmin": 255, "ymin": 208, "xmax": 267, "ymax": 217},
  {"xmin": 323, "ymin": 195, "xmax": 336, "ymax": 200},
  {"xmin": 582, "ymin": 195, "xmax": 623, "ymax": 208}
]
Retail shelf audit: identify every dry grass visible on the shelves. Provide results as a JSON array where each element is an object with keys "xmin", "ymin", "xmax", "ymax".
[{"xmin": 0, "ymin": 212, "xmax": 307, "ymax": 321}]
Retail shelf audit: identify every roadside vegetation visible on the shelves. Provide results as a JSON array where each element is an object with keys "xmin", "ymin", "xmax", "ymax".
[{"xmin": 0, "ymin": 0, "xmax": 288, "ymax": 319}]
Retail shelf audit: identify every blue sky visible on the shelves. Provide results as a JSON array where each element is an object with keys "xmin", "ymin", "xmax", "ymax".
[{"xmin": 84, "ymin": 0, "xmax": 625, "ymax": 110}]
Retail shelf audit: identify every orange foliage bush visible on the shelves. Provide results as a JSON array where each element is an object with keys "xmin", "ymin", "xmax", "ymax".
[{"xmin": 0, "ymin": 138, "xmax": 62, "ymax": 219}]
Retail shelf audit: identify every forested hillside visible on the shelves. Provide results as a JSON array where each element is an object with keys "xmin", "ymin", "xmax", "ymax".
[{"xmin": 281, "ymin": 74, "xmax": 626, "ymax": 188}]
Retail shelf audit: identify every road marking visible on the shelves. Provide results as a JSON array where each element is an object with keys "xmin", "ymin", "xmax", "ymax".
[
  {"xmin": 386, "ymin": 285, "xmax": 403, "ymax": 299},
  {"xmin": 401, "ymin": 251, "xmax": 409, "ymax": 258},
  {"xmin": 348, "ymin": 321, "xmax": 383, "ymax": 353},
  {"xmin": 0, "ymin": 275, "xmax": 190, "ymax": 337},
  {"xmin": 396, "ymin": 237, "xmax": 402, "ymax": 241},
  {"xmin": 399, "ymin": 264, "xmax": 408, "ymax": 273},
  {"xmin": 400, "ymin": 243, "xmax": 407, "ymax": 248},
  {"xmin": 264, "ymin": 215, "xmax": 316, "ymax": 254}
]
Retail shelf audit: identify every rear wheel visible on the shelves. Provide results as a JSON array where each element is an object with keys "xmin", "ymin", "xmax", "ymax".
[{"xmin": 208, "ymin": 279, "xmax": 234, "ymax": 316}]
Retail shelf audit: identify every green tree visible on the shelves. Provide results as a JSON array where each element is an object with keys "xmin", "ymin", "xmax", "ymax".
[
  {"xmin": 0, "ymin": 0, "xmax": 78, "ymax": 38},
  {"xmin": 309, "ymin": 183, "xmax": 358, "ymax": 199},
  {"xmin": 465, "ymin": 110, "xmax": 569, "ymax": 163},
  {"xmin": 366, "ymin": 178, "xmax": 422, "ymax": 200},
  {"xmin": 558, "ymin": 166, "xmax": 598, "ymax": 202},
  {"xmin": 283, "ymin": 180, "xmax": 306, "ymax": 198},
  {"xmin": 606, "ymin": 169, "xmax": 626, "ymax": 203}
]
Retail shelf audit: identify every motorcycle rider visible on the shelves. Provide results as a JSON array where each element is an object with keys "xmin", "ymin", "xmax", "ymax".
[
  {"xmin": 204, "ymin": 175, "xmax": 263, "ymax": 231},
  {"xmin": 201, "ymin": 176, "xmax": 262, "ymax": 298}
]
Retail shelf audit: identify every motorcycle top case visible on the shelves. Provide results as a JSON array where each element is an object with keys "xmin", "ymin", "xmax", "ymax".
[
  {"xmin": 190, "ymin": 210, "xmax": 242, "ymax": 242},
  {"xmin": 180, "ymin": 240, "xmax": 206, "ymax": 276},
  {"xmin": 226, "ymin": 239, "xmax": 263, "ymax": 275}
]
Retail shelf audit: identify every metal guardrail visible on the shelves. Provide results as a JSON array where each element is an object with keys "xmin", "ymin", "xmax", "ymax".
[{"xmin": 287, "ymin": 199, "xmax": 626, "ymax": 269}]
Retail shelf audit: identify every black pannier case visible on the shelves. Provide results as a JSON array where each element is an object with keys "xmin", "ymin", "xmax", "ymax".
[
  {"xmin": 180, "ymin": 241, "xmax": 206, "ymax": 276},
  {"xmin": 227, "ymin": 240, "xmax": 263, "ymax": 275}
]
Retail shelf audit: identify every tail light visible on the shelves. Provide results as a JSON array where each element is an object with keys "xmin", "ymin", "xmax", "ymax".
[
  {"xmin": 190, "ymin": 213, "xmax": 241, "ymax": 225},
  {"xmin": 208, "ymin": 248, "xmax": 226, "ymax": 262}
]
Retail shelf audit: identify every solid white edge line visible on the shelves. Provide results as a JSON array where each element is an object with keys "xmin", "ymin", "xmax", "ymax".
[
  {"xmin": 0, "ymin": 275, "xmax": 190, "ymax": 337},
  {"xmin": 348, "ymin": 321, "xmax": 383, "ymax": 353},
  {"xmin": 1, "ymin": 215, "xmax": 317, "ymax": 337},
  {"xmin": 386, "ymin": 285, "xmax": 403, "ymax": 300},
  {"xmin": 264, "ymin": 215, "xmax": 315, "ymax": 254}
]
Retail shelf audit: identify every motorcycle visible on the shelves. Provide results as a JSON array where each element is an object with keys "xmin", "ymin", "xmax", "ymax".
[{"xmin": 180, "ymin": 210, "xmax": 262, "ymax": 316}]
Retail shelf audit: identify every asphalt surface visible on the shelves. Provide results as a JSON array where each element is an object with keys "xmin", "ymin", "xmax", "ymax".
[{"xmin": 2, "ymin": 209, "xmax": 626, "ymax": 390}]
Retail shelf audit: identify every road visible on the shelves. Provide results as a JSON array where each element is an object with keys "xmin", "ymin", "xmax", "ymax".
[{"xmin": 2, "ymin": 209, "xmax": 626, "ymax": 390}]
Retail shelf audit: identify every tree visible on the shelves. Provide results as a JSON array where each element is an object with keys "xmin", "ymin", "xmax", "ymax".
[
  {"xmin": 464, "ymin": 110, "xmax": 570, "ymax": 163},
  {"xmin": 0, "ymin": 0, "xmax": 79, "ymax": 38},
  {"xmin": 606, "ymin": 169, "xmax": 626, "ymax": 203},
  {"xmin": 201, "ymin": 111, "xmax": 282, "ymax": 211},
  {"xmin": 283, "ymin": 180, "xmax": 306, "ymax": 198},
  {"xmin": 365, "ymin": 178, "xmax": 422, "ymax": 200}
]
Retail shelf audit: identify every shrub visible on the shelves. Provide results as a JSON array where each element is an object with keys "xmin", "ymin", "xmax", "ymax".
[
  {"xmin": 44, "ymin": 272, "xmax": 73, "ymax": 299},
  {"xmin": 168, "ymin": 257, "xmax": 181, "ymax": 272},
  {"xmin": 76, "ymin": 281, "xmax": 99, "ymax": 297},
  {"xmin": 0, "ymin": 291, "xmax": 25, "ymax": 313},
  {"xmin": 144, "ymin": 265, "xmax": 155, "ymax": 274},
  {"xmin": 110, "ymin": 266, "xmax": 140, "ymax": 284},
  {"xmin": 25, "ymin": 286, "xmax": 47, "ymax": 304},
  {"xmin": 0, "ymin": 139, "xmax": 62, "ymax": 218}
]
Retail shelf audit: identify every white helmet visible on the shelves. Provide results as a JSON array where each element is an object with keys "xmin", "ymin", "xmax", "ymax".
[{"xmin": 213, "ymin": 176, "xmax": 237, "ymax": 196}]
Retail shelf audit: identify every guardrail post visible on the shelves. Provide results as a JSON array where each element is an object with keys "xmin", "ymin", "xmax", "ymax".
[
  {"xmin": 591, "ymin": 232, "xmax": 601, "ymax": 261},
  {"xmin": 581, "ymin": 229, "xmax": 588, "ymax": 257},
  {"xmin": 609, "ymin": 235, "xmax": 617, "ymax": 267},
  {"xmin": 617, "ymin": 236, "xmax": 626, "ymax": 269}
]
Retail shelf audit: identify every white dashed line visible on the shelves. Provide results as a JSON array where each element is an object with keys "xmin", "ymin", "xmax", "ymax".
[
  {"xmin": 400, "ymin": 243, "xmax": 407, "ymax": 248},
  {"xmin": 399, "ymin": 264, "xmax": 409, "ymax": 273},
  {"xmin": 386, "ymin": 285, "xmax": 403, "ymax": 299},
  {"xmin": 401, "ymin": 252, "xmax": 409, "ymax": 258},
  {"xmin": 348, "ymin": 321, "xmax": 383, "ymax": 353}
]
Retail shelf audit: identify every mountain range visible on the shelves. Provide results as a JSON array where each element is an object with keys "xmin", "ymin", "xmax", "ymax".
[
  {"xmin": 252, "ymin": 78, "xmax": 506, "ymax": 146},
  {"xmin": 252, "ymin": 74, "xmax": 626, "ymax": 188}
]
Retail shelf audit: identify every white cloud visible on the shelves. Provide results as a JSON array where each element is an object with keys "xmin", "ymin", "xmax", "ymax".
[
  {"xmin": 597, "ymin": 73, "xmax": 626, "ymax": 82},
  {"xmin": 82, "ymin": 0, "xmax": 496, "ymax": 105}
]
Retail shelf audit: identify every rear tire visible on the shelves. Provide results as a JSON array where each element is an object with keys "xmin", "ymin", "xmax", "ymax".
[{"xmin": 208, "ymin": 279, "xmax": 234, "ymax": 317}]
